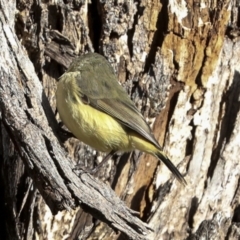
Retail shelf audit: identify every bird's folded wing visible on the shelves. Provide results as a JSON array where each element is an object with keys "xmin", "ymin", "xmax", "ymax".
[{"xmin": 91, "ymin": 97, "xmax": 161, "ymax": 149}]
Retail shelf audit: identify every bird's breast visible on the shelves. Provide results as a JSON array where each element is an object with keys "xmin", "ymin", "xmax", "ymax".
[{"xmin": 56, "ymin": 79, "xmax": 132, "ymax": 152}]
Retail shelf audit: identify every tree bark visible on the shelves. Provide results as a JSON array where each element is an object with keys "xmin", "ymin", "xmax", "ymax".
[{"xmin": 0, "ymin": 0, "xmax": 240, "ymax": 240}]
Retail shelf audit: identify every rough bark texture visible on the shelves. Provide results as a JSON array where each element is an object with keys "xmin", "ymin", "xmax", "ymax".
[{"xmin": 0, "ymin": 0, "xmax": 240, "ymax": 240}]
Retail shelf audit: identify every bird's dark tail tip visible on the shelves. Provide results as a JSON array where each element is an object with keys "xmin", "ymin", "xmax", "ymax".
[{"xmin": 155, "ymin": 151, "xmax": 187, "ymax": 186}]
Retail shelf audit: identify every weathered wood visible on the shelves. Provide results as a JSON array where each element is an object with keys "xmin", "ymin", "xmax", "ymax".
[
  {"xmin": 0, "ymin": 1, "xmax": 152, "ymax": 239},
  {"xmin": 1, "ymin": 0, "xmax": 240, "ymax": 239}
]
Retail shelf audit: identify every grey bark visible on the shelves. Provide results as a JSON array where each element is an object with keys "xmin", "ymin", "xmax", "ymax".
[
  {"xmin": 0, "ymin": 0, "xmax": 240, "ymax": 240},
  {"xmin": 0, "ymin": 1, "xmax": 151, "ymax": 240}
]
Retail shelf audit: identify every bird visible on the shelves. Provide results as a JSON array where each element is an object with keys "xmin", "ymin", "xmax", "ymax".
[{"xmin": 56, "ymin": 52, "xmax": 186, "ymax": 184}]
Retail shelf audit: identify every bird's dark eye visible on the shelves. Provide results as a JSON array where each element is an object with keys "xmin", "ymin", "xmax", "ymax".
[{"xmin": 81, "ymin": 94, "xmax": 89, "ymax": 104}]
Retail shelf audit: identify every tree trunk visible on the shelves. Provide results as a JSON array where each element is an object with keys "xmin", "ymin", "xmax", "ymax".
[{"xmin": 0, "ymin": 0, "xmax": 239, "ymax": 239}]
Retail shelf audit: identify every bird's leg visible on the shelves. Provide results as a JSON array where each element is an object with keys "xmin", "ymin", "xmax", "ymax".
[
  {"xmin": 73, "ymin": 150, "xmax": 116, "ymax": 175},
  {"xmin": 91, "ymin": 150, "xmax": 116, "ymax": 174}
]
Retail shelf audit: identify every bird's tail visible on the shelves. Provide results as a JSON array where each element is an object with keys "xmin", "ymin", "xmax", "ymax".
[{"xmin": 154, "ymin": 150, "xmax": 186, "ymax": 185}]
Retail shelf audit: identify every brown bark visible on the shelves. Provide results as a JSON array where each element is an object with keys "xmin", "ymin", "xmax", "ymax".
[
  {"xmin": 0, "ymin": 0, "xmax": 240, "ymax": 240},
  {"xmin": 0, "ymin": 1, "xmax": 150, "ymax": 240}
]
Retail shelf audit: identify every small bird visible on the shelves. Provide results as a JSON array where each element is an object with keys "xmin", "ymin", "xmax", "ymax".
[{"xmin": 56, "ymin": 52, "xmax": 186, "ymax": 184}]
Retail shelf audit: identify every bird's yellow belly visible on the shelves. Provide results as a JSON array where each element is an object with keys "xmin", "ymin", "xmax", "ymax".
[{"xmin": 56, "ymin": 83, "xmax": 132, "ymax": 152}]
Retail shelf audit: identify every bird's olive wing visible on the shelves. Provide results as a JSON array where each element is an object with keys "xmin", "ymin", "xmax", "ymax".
[{"xmin": 90, "ymin": 97, "xmax": 161, "ymax": 148}]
